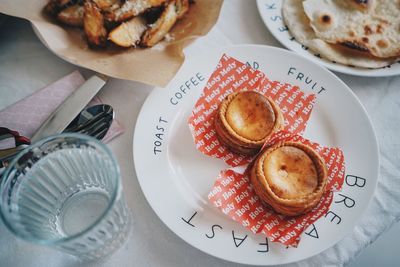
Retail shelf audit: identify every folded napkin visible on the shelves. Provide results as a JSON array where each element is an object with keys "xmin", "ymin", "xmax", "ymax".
[{"xmin": 0, "ymin": 71, "xmax": 124, "ymax": 148}]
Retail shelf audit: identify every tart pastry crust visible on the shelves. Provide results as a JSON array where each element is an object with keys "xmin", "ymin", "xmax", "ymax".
[
  {"xmin": 215, "ymin": 91, "xmax": 283, "ymax": 155},
  {"xmin": 250, "ymin": 142, "xmax": 328, "ymax": 216}
]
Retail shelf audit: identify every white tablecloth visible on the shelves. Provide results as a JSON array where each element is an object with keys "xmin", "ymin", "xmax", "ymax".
[{"xmin": 1, "ymin": 1, "xmax": 399, "ymax": 266}]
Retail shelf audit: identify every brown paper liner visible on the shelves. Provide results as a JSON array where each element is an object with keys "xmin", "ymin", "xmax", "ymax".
[
  {"xmin": 187, "ymin": 54, "xmax": 345, "ymax": 247},
  {"xmin": 208, "ymin": 131, "xmax": 345, "ymax": 247},
  {"xmin": 188, "ymin": 54, "xmax": 317, "ymax": 167}
]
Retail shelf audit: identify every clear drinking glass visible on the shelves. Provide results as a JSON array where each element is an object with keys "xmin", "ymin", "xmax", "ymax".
[{"xmin": 0, "ymin": 133, "xmax": 131, "ymax": 261}]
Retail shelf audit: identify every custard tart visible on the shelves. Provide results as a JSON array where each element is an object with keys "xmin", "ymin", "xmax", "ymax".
[
  {"xmin": 250, "ymin": 142, "xmax": 327, "ymax": 216},
  {"xmin": 215, "ymin": 91, "xmax": 283, "ymax": 155}
]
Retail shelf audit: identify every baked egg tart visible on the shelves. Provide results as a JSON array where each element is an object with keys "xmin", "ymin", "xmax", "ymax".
[
  {"xmin": 250, "ymin": 142, "xmax": 327, "ymax": 216},
  {"xmin": 215, "ymin": 91, "xmax": 283, "ymax": 155}
]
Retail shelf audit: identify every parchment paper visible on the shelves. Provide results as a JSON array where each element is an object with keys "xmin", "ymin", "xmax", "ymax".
[
  {"xmin": 0, "ymin": 0, "xmax": 223, "ymax": 86},
  {"xmin": 189, "ymin": 54, "xmax": 345, "ymax": 247}
]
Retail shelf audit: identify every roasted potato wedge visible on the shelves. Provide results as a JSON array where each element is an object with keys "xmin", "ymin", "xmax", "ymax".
[
  {"xmin": 57, "ymin": 4, "xmax": 84, "ymax": 27},
  {"xmin": 93, "ymin": 0, "xmax": 120, "ymax": 11},
  {"xmin": 140, "ymin": 0, "xmax": 178, "ymax": 47},
  {"xmin": 83, "ymin": 1, "xmax": 108, "ymax": 47},
  {"xmin": 44, "ymin": 0, "xmax": 76, "ymax": 16},
  {"xmin": 108, "ymin": 16, "xmax": 147, "ymax": 47},
  {"xmin": 44, "ymin": 0, "xmax": 191, "ymax": 49},
  {"xmin": 143, "ymin": 6, "xmax": 164, "ymax": 24},
  {"xmin": 176, "ymin": 0, "xmax": 189, "ymax": 19},
  {"xmin": 105, "ymin": 0, "xmax": 167, "ymax": 22}
]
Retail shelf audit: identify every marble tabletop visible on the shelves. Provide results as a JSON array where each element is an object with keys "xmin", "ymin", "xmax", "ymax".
[{"xmin": 1, "ymin": 1, "xmax": 400, "ymax": 266}]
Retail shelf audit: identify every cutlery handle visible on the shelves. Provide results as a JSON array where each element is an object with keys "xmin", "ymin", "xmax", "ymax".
[
  {"xmin": 31, "ymin": 75, "xmax": 108, "ymax": 143},
  {"xmin": 0, "ymin": 127, "xmax": 30, "ymax": 146},
  {"xmin": 0, "ymin": 128, "xmax": 30, "ymax": 170}
]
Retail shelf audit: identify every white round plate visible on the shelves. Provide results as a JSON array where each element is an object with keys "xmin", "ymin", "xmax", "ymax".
[
  {"xmin": 256, "ymin": 0, "xmax": 400, "ymax": 77},
  {"xmin": 133, "ymin": 45, "xmax": 379, "ymax": 265}
]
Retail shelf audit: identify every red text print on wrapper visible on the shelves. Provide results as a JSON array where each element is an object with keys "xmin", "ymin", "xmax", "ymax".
[
  {"xmin": 208, "ymin": 131, "xmax": 345, "ymax": 247},
  {"xmin": 188, "ymin": 54, "xmax": 316, "ymax": 167}
]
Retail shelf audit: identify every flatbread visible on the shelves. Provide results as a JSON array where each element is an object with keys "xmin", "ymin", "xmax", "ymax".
[
  {"xmin": 282, "ymin": 0, "xmax": 395, "ymax": 68},
  {"xmin": 303, "ymin": 0, "xmax": 400, "ymax": 58}
]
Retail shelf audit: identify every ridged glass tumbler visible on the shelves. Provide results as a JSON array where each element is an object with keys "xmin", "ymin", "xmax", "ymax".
[{"xmin": 0, "ymin": 133, "xmax": 131, "ymax": 261}]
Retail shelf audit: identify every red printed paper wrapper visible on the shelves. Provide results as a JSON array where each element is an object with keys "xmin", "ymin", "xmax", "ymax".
[
  {"xmin": 188, "ymin": 54, "xmax": 316, "ymax": 167},
  {"xmin": 208, "ymin": 131, "xmax": 345, "ymax": 247}
]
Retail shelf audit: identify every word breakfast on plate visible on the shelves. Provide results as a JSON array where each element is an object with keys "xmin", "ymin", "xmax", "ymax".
[{"xmin": 181, "ymin": 171, "xmax": 366, "ymax": 252}]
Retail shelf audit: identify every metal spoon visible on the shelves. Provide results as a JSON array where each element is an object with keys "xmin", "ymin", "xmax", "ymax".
[{"xmin": 64, "ymin": 104, "xmax": 114, "ymax": 140}]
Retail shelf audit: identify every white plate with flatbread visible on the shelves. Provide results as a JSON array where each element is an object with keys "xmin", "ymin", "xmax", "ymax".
[
  {"xmin": 133, "ymin": 45, "xmax": 379, "ymax": 265},
  {"xmin": 256, "ymin": 0, "xmax": 400, "ymax": 77}
]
